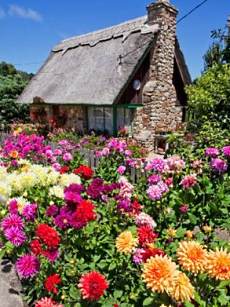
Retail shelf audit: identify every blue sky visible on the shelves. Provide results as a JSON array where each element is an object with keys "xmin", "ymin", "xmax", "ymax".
[{"xmin": 0, "ymin": 0, "xmax": 229, "ymax": 79}]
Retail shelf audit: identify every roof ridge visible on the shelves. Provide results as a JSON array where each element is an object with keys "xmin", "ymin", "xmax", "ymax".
[{"xmin": 62, "ymin": 15, "xmax": 147, "ymax": 43}]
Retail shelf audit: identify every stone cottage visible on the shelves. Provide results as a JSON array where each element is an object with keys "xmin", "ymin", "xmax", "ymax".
[{"xmin": 18, "ymin": 0, "xmax": 191, "ymax": 146}]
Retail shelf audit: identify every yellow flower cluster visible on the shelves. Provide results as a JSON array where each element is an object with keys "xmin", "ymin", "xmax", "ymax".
[{"xmin": 0, "ymin": 162, "xmax": 81, "ymax": 205}]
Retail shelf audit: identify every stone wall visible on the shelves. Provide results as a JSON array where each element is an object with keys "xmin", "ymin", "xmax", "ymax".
[{"xmin": 132, "ymin": 0, "xmax": 183, "ymax": 149}]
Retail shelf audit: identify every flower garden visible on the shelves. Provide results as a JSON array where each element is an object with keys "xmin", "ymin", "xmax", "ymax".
[{"xmin": 0, "ymin": 129, "xmax": 230, "ymax": 307}]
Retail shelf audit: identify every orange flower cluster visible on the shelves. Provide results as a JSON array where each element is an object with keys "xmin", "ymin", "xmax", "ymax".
[{"xmin": 141, "ymin": 241, "xmax": 230, "ymax": 303}]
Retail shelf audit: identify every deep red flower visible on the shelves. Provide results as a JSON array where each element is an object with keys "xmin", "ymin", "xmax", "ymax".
[
  {"xmin": 137, "ymin": 225, "xmax": 158, "ymax": 247},
  {"xmin": 74, "ymin": 165, "xmax": 94, "ymax": 180},
  {"xmin": 44, "ymin": 274, "xmax": 61, "ymax": 294},
  {"xmin": 71, "ymin": 200, "xmax": 96, "ymax": 229},
  {"xmin": 30, "ymin": 239, "xmax": 42, "ymax": 256},
  {"xmin": 114, "ymin": 304, "xmax": 119, "ymax": 307},
  {"xmin": 130, "ymin": 200, "xmax": 142, "ymax": 216},
  {"xmin": 142, "ymin": 247, "xmax": 165, "ymax": 263},
  {"xmin": 36, "ymin": 224, "xmax": 60, "ymax": 248},
  {"xmin": 78, "ymin": 271, "xmax": 108, "ymax": 301},
  {"xmin": 59, "ymin": 166, "xmax": 69, "ymax": 174}
]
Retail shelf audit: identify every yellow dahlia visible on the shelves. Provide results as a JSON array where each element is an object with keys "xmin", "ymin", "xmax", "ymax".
[
  {"xmin": 116, "ymin": 231, "xmax": 137, "ymax": 254},
  {"xmin": 206, "ymin": 248, "xmax": 230, "ymax": 280},
  {"xmin": 177, "ymin": 241, "xmax": 207, "ymax": 274},
  {"xmin": 142, "ymin": 255, "xmax": 177, "ymax": 293},
  {"xmin": 169, "ymin": 271, "xmax": 195, "ymax": 302}
]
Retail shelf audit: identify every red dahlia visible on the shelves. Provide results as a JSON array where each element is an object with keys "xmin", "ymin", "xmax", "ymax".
[
  {"xmin": 36, "ymin": 224, "xmax": 60, "ymax": 248},
  {"xmin": 74, "ymin": 165, "xmax": 94, "ymax": 180},
  {"xmin": 71, "ymin": 200, "xmax": 96, "ymax": 229},
  {"xmin": 30, "ymin": 239, "xmax": 42, "ymax": 256},
  {"xmin": 78, "ymin": 271, "xmax": 108, "ymax": 301},
  {"xmin": 137, "ymin": 225, "xmax": 158, "ymax": 247},
  {"xmin": 59, "ymin": 166, "xmax": 69, "ymax": 174},
  {"xmin": 142, "ymin": 247, "xmax": 165, "ymax": 262},
  {"xmin": 44, "ymin": 274, "xmax": 61, "ymax": 294}
]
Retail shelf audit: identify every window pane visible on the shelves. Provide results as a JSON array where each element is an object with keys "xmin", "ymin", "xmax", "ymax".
[
  {"xmin": 88, "ymin": 107, "xmax": 104, "ymax": 132},
  {"xmin": 117, "ymin": 108, "xmax": 125, "ymax": 130},
  {"xmin": 104, "ymin": 107, "xmax": 113, "ymax": 134}
]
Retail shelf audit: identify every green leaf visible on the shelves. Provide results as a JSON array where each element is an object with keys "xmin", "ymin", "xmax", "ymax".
[
  {"xmin": 113, "ymin": 290, "xmax": 123, "ymax": 299},
  {"xmin": 69, "ymin": 285, "xmax": 79, "ymax": 300},
  {"xmin": 143, "ymin": 297, "xmax": 153, "ymax": 306}
]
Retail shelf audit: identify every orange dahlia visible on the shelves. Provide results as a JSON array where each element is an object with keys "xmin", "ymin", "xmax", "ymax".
[
  {"xmin": 177, "ymin": 241, "xmax": 207, "ymax": 274},
  {"xmin": 116, "ymin": 231, "xmax": 137, "ymax": 254},
  {"xmin": 169, "ymin": 271, "xmax": 195, "ymax": 302},
  {"xmin": 142, "ymin": 255, "xmax": 177, "ymax": 293},
  {"xmin": 206, "ymin": 248, "xmax": 230, "ymax": 280}
]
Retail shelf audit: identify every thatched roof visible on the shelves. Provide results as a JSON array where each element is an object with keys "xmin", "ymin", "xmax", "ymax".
[{"xmin": 18, "ymin": 16, "xmax": 160, "ymax": 105}]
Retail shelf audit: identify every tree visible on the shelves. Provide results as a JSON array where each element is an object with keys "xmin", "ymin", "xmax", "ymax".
[
  {"xmin": 0, "ymin": 62, "xmax": 33, "ymax": 130},
  {"xmin": 186, "ymin": 64, "xmax": 230, "ymax": 130},
  {"xmin": 203, "ymin": 25, "xmax": 230, "ymax": 70}
]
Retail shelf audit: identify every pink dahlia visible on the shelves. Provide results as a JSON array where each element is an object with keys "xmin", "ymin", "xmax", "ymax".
[
  {"xmin": 1, "ymin": 214, "xmax": 23, "ymax": 231},
  {"xmin": 4, "ymin": 227, "xmax": 26, "ymax": 246},
  {"xmin": 16, "ymin": 254, "xmax": 40, "ymax": 278},
  {"xmin": 223, "ymin": 146, "xmax": 230, "ymax": 158},
  {"xmin": 180, "ymin": 174, "xmax": 197, "ymax": 189},
  {"xmin": 78, "ymin": 271, "xmax": 109, "ymax": 301},
  {"xmin": 205, "ymin": 147, "xmax": 219, "ymax": 157},
  {"xmin": 35, "ymin": 297, "xmax": 63, "ymax": 307},
  {"xmin": 211, "ymin": 158, "xmax": 228, "ymax": 173}
]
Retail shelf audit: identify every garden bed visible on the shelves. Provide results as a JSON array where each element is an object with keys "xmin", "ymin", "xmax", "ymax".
[{"xmin": 0, "ymin": 131, "xmax": 230, "ymax": 307}]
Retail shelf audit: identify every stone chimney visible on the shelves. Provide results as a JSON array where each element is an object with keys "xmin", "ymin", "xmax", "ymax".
[{"xmin": 133, "ymin": 0, "xmax": 182, "ymax": 148}]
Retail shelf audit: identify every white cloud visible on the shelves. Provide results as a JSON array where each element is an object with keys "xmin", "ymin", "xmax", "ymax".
[
  {"xmin": 8, "ymin": 4, "xmax": 43, "ymax": 22},
  {"xmin": 0, "ymin": 7, "xmax": 6, "ymax": 19}
]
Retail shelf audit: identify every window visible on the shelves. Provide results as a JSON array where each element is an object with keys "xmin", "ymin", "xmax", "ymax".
[
  {"xmin": 117, "ymin": 108, "xmax": 133, "ymax": 131},
  {"xmin": 88, "ymin": 107, "xmax": 113, "ymax": 134}
]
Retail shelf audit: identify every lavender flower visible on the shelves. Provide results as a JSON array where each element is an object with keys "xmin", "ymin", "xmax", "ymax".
[{"xmin": 147, "ymin": 185, "xmax": 163, "ymax": 201}]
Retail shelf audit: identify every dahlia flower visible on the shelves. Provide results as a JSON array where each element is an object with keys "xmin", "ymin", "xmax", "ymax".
[
  {"xmin": 177, "ymin": 241, "xmax": 207, "ymax": 274},
  {"xmin": 211, "ymin": 158, "xmax": 228, "ymax": 173},
  {"xmin": 116, "ymin": 231, "xmax": 137, "ymax": 254},
  {"xmin": 133, "ymin": 248, "xmax": 145, "ymax": 264},
  {"xmin": 205, "ymin": 147, "xmax": 219, "ymax": 157},
  {"xmin": 138, "ymin": 225, "xmax": 158, "ymax": 247},
  {"xmin": 70, "ymin": 200, "xmax": 96, "ymax": 229},
  {"xmin": 44, "ymin": 274, "xmax": 61, "ymax": 294},
  {"xmin": 4, "ymin": 227, "xmax": 26, "ymax": 246},
  {"xmin": 169, "ymin": 271, "xmax": 194, "ymax": 302},
  {"xmin": 36, "ymin": 224, "xmax": 60, "ymax": 249},
  {"xmin": 35, "ymin": 297, "xmax": 63, "ymax": 307},
  {"xmin": 22, "ymin": 203, "xmax": 37, "ymax": 221},
  {"xmin": 16, "ymin": 254, "xmax": 40, "ymax": 278},
  {"xmin": 223, "ymin": 145, "xmax": 230, "ymax": 158},
  {"xmin": 78, "ymin": 271, "xmax": 109, "ymax": 301},
  {"xmin": 180, "ymin": 174, "xmax": 197, "ymax": 189},
  {"xmin": 135, "ymin": 212, "xmax": 157, "ymax": 229},
  {"xmin": 206, "ymin": 248, "xmax": 230, "ymax": 280},
  {"xmin": 142, "ymin": 255, "xmax": 177, "ymax": 293},
  {"xmin": 117, "ymin": 165, "xmax": 126, "ymax": 175},
  {"xmin": 74, "ymin": 165, "xmax": 94, "ymax": 179},
  {"xmin": 1, "ymin": 214, "xmax": 24, "ymax": 231}
]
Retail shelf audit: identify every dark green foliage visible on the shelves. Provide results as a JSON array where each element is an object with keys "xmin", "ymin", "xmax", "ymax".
[{"xmin": 0, "ymin": 61, "xmax": 33, "ymax": 130}]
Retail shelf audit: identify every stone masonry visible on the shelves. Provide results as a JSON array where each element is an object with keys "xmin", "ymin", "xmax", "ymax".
[{"xmin": 133, "ymin": 0, "xmax": 183, "ymax": 149}]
